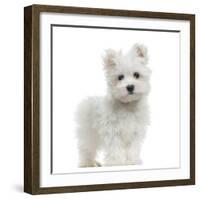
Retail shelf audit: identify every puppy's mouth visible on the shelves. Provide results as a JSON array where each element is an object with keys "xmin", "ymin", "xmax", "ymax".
[{"xmin": 123, "ymin": 92, "xmax": 134, "ymax": 99}]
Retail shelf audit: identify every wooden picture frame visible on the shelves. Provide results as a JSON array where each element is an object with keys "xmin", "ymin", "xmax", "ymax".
[{"xmin": 24, "ymin": 4, "xmax": 195, "ymax": 194}]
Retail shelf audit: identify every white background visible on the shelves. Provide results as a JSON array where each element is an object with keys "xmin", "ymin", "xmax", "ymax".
[
  {"xmin": 0, "ymin": 0, "xmax": 199, "ymax": 199},
  {"xmin": 52, "ymin": 25, "xmax": 180, "ymax": 173}
]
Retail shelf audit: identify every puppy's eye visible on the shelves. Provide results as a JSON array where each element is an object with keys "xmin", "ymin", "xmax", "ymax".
[
  {"xmin": 133, "ymin": 72, "xmax": 140, "ymax": 79},
  {"xmin": 118, "ymin": 74, "xmax": 124, "ymax": 81}
]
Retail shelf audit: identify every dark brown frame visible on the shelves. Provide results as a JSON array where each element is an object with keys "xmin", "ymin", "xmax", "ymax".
[{"xmin": 24, "ymin": 4, "xmax": 195, "ymax": 194}]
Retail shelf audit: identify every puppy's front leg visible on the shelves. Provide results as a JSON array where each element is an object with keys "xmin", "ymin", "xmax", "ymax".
[
  {"xmin": 103, "ymin": 137, "xmax": 126, "ymax": 166},
  {"xmin": 126, "ymin": 138, "xmax": 143, "ymax": 165}
]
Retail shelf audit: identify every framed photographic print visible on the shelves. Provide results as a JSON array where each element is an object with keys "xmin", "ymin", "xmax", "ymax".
[{"xmin": 24, "ymin": 4, "xmax": 195, "ymax": 194}]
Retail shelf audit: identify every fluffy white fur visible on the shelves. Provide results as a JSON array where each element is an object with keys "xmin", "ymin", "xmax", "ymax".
[{"xmin": 76, "ymin": 44, "xmax": 151, "ymax": 167}]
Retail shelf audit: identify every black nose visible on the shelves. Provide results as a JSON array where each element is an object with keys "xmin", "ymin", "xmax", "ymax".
[{"xmin": 126, "ymin": 85, "xmax": 134, "ymax": 93}]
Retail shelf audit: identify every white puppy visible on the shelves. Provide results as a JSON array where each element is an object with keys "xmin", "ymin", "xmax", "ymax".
[{"xmin": 76, "ymin": 44, "xmax": 151, "ymax": 167}]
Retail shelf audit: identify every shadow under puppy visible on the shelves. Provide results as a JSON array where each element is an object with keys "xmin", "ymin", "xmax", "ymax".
[{"xmin": 76, "ymin": 44, "xmax": 151, "ymax": 167}]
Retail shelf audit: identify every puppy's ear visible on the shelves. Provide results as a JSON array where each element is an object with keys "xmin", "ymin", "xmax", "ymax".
[
  {"xmin": 132, "ymin": 44, "xmax": 148, "ymax": 64},
  {"xmin": 103, "ymin": 49, "xmax": 117, "ymax": 68}
]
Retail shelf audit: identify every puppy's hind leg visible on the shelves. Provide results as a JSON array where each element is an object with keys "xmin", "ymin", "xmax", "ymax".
[{"xmin": 77, "ymin": 128, "xmax": 99, "ymax": 167}]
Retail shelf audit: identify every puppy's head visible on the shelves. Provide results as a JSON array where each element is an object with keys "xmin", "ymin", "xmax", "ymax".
[{"xmin": 103, "ymin": 44, "xmax": 151, "ymax": 103}]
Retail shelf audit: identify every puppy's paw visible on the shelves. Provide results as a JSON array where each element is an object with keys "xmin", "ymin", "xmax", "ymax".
[
  {"xmin": 94, "ymin": 160, "xmax": 102, "ymax": 167},
  {"xmin": 79, "ymin": 160, "xmax": 101, "ymax": 168},
  {"xmin": 126, "ymin": 158, "xmax": 143, "ymax": 166},
  {"xmin": 133, "ymin": 158, "xmax": 143, "ymax": 165}
]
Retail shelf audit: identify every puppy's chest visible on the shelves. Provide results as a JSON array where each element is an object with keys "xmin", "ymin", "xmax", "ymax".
[
  {"xmin": 112, "ymin": 113, "xmax": 137, "ymax": 133},
  {"xmin": 98, "ymin": 109, "xmax": 142, "ymax": 137}
]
